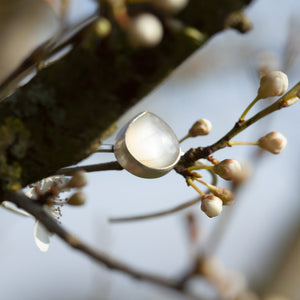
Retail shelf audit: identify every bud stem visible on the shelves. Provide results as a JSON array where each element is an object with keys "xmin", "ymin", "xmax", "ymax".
[
  {"xmin": 186, "ymin": 178, "xmax": 204, "ymax": 196},
  {"xmin": 227, "ymin": 141, "xmax": 258, "ymax": 146},
  {"xmin": 179, "ymin": 134, "xmax": 191, "ymax": 143},
  {"xmin": 239, "ymin": 95, "xmax": 260, "ymax": 121},
  {"xmin": 194, "ymin": 178, "xmax": 218, "ymax": 196},
  {"xmin": 194, "ymin": 177, "xmax": 210, "ymax": 188},
  {"xmin": 187, "ymin": 165, "xmax": 213, "ymax": 171}
]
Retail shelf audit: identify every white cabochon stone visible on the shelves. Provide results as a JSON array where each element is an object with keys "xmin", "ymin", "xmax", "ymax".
[{"xmin": 126, "ymin": 113, "xmax": 180, "ymax": 169}]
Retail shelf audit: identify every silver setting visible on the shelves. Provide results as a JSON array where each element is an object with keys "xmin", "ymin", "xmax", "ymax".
[{"xmin": 114, "ymin": 112, "xmax": 181, "ymax": 178}]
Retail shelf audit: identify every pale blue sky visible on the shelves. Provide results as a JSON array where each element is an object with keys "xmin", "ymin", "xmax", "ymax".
[{"xmin": 1, "ymin": 0, "xmax": 300, "ymax": 299}]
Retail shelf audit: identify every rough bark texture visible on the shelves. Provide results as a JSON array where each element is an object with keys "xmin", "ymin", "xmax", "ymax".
[{"xmin": 0, "ymin": 0, "xmax": 253, "ymax": 190}]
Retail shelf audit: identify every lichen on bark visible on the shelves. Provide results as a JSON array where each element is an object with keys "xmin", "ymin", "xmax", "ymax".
[{"xmin": 0, "ymin": 118, "xmax": 30, "ymax": 190}]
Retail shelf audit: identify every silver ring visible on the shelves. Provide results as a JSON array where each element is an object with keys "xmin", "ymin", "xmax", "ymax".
[{"xmin": 114, "ymin": 112, "xmax": 181, "ymax": 178}]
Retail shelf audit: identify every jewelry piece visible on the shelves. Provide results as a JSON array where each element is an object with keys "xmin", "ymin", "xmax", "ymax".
[{"xmin": 99, "ymin": 112, "xmax": 181, "ymax": 178}]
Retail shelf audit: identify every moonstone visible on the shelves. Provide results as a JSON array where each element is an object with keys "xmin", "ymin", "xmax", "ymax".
[{"xmin": 126, "ymin": 113, "xmax": 180, "ymax": 169}]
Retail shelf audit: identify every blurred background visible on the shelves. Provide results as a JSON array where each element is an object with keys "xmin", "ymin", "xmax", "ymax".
[{"xmin": 1, "ymin": 0, "xmax": 300, "ymax": 299}]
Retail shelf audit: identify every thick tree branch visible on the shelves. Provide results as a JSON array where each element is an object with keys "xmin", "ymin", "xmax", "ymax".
[{"xmin": 0, "ymin": 0, "xmax": 252, "ymax": 190}]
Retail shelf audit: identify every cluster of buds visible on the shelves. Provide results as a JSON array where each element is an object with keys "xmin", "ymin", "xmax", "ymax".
[
  {"xmin": 199, "ymin": 185, "xmax": 235, "ymax": 218},
  {"xmin": 189, "ymin": 129, "xmax": 288, "ymax": 218},
  {"xmin": 197, "ymin": 180, "xmax": 236, "ymax": 217},
  {"xmin": 200, "ymin": 160, "xmax": 240, "ymax": 217},
  {"xmin": 65, "ymin": 170, "xmax": 88, "ymax": 206},
  {"xmin": 187, "ymin": 160, "xmax": 239, "ymax": 218},
  {"xmin": 29, "ymin": 171, "xmax": 88, "ymax": 208},
  {"xmin": 183, "ymin": 70, "xmax": 297, "ymax": 219},
  {"xmin": 24, "ymin": 173, "xmax": 88, "ymax": 252}
]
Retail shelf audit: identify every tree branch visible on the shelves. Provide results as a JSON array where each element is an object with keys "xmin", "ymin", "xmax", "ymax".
[{"xmin": 56, "ymin": 161, "xmax": 123, "ymax": 176}]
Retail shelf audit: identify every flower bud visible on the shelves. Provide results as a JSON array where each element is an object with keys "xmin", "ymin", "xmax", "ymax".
[
  {"xmin": 127, "ymin": 13, "xmax": 163, "ymax": 48},
  {"xmin": 188, "ymin": 119, "xmax": 212, "ymax": 137},
  {"xmin": 258, "ymin": 131, "xmax": 287, "ymax": 154},
  {"xmin": 211, "ymin": 186, "xmax": 234, "ymax": 205},
  {"xmin": 68, "ymin": 192, "xmax": 86, "ymax": 206},
  {"xmin": 201, "ymin": 194, "xmax": 223, "ymax": 218},
  {"xmin": 213, "ymin": 159, "xmax": 242, "ymax": 181},
  {"xmin": 257, "ymin": 71, "xmax": 288, "ymax": 99},
  {"xmin": 67, "ymin": 171, "xmax": 88, "ymax": 188},
  {"xmin": 151, "ymin": 0, "xmax": 188, "ymax": 14}
]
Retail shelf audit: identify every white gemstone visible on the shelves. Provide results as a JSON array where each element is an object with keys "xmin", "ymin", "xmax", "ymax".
[{"xmin": 125, "ymin": 113, "xmax": 180, "ymax": 169}]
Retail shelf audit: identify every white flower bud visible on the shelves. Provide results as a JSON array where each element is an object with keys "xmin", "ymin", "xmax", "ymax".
[
  {"xmin": 68, "ymin": 191, "xmax": 86, "ymax": 206},
  {"xmin": 258, "ymin": 131, "xmax": 287, "ymax": 154},
  {"xmin": 257, "ymin": 71, "xmax": 288, "ymax": 99},
  {"xmin": 127, "ymin": 13, "xmax": 163, "ymax": 48},
  {"xmin": 67, "ymin": 171, "xmax": 88, "ymax": 188},
  {"xmin": 212, "ymin": 186, "xmax": 235, "ymax": 205},
  {"xmin": 213, "ymin": 159, "xmax": 242, "ymax": 181},
  {"xmin": 151, "ymin": 0, "xmax": 188, "ymax": 14},
  {"xmin": 201, "ymin": 194, "xmax": 223, "ymax": 218},
  {"xmin": 189, "ymin": 119, "xmax": 212, "ymax": 136}
]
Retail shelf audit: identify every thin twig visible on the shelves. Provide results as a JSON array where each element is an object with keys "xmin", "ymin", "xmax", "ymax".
[
  {"xmin": 56, "ymin": 161, "xmax": 123, "ymax": 176},
  {"xmin": 109, "ymin": 197, "xmax": 202, "ymax": 223},
  {"xmin": 110, "ymin": 168, "xmax": 217, "ymax": 223},
  {"xmin": 5, "ymin": 190, "xmax": 181, "ymax": 289}
]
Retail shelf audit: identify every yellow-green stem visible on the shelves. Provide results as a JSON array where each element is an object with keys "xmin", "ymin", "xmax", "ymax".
[
  {"xmin": 179, "ymin": 134, "xmax": 191, "ymax": 143},
  {"xmin": 194, "ymin": 177, "xmax": 215, "ymax": 193},
  {"xmin": 194, "ymin": 177, "xmax": 209, "ymax": 187},
  {"xmin": 188, "ymin": 165, "xmax": 213, "ymax": 172},
  {"xmin": 228, "ymin": 141, "xmax": 258, "ymax": 146},
  {"xmin": 186, "ymin": 178, "xmax": 204, "ymax": 196},
  {"xmin": 239, "ymin": 95, "xmax": 260, "ymax": 121}
]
